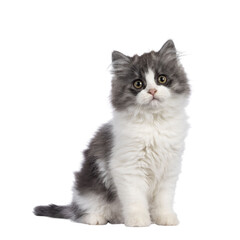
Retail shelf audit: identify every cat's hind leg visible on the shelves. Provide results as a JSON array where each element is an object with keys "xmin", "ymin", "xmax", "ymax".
[
  {"xmin": 73, "ymin": 191, "xmax": 112, "ymax": 225},
  {"xmin": 79, "ymin": 213, "xmax": 108, "ymax": 225}
]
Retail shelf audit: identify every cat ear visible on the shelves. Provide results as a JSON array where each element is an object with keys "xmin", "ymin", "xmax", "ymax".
[
  {"xmin": 158, "ymin": 39, "xmax": 177, "ymax": 57},
  {"xmin": 112, "ymin": 51, "xmax": 131, "ymax": 63}
]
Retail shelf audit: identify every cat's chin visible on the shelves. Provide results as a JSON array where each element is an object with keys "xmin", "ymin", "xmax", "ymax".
[
  {"xmin": 150, "ymin": 98, "xmax": 162, "ymax": 105},
  {"xmin": 146, "ymin": 98, "xmax": 165, "ymax": 109},
  {"xmin": 134, "ymin": 100, "xmax": 165, "ymax": 114}
]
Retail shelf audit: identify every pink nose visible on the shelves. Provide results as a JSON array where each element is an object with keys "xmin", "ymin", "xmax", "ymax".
[{"xmin": 148, "ymin": 89, "xmax": 157, "ymax": 96}]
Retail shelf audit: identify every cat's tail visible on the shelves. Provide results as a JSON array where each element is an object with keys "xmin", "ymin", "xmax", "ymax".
[{"xmin": 34, "ymin": 204, "xmax": 73, "ymax": 219}]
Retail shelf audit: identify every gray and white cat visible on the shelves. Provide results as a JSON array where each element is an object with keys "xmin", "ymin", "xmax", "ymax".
[{"xmin": 34, "ymin": 40, "xmax": 190, "ymax": 227}]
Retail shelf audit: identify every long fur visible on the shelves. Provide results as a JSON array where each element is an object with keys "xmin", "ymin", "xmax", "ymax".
[{"xmin": 34, "ymin": 40, "xmax": 190, "ymax": 227}]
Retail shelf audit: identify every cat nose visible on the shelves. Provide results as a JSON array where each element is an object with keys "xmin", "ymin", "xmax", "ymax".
[{"xmin": 148, "ymin": 89, "xmax": 157, "ymax": 96}]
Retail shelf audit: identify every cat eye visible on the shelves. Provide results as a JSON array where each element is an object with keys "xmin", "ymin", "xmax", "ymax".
[
  {"xmin": 133, "ymin": 80, "xmax": 143, "ymax": 89},
  {"xmin": 158, "ymin": 75, "xmax": 167, "ymax": 84}
]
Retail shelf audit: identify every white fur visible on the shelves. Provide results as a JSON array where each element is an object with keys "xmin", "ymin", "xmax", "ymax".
[
  {"xmin": 74, "ymin": 68, "xmax": 189, "ymax": 226},
  {"xmin": 97, "ymin": 159, "xmax": 112, "ymax": 189},
  {"xmin": 73, "ymin": 189, "xmax": 122, "ymax": 224},
  {"xmin": 109, "ymin": 68, "xmax": 189, "ymax": 226},
  {"xmin": 145, "ymin": 68, "xmax": 157, "ymax": 89}
]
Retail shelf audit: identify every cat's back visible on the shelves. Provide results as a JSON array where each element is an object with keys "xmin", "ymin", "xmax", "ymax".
[
  {"xmin": 74, "ymin": 122, "xmax": 115, "ymax": 199},
  {"xmin": 84, "ymin": 122, "xmax": 113, "ymax": 160}
]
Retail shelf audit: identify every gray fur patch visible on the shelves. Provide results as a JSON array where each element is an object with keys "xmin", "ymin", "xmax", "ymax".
[
  {"xmin": 33, "ymin": 203, "xmax": 84, "ymax": 220},
  {"xmin": 74, "ymin": 123, "xmax": 116, "ymax": 202}
]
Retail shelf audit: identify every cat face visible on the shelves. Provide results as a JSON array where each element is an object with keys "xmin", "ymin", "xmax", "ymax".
[{"xmin": 111, "ymin": 40, "xmax": 190, "ymax": 112}]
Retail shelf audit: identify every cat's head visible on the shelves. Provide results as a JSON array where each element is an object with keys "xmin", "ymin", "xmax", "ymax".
[{"xmin": 111, "ymin": 40, "xmax": 190, "ymax": 113}]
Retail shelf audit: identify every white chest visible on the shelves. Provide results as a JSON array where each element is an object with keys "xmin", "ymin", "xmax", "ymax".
[{"xmin": 112, "ymin": 110, "xmax": 188, "ymax": 189}]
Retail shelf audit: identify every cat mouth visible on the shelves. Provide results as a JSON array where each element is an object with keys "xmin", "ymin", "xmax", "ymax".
[
  {"xmin": 149, "ymin": 97, "xmax": 164, "ymax": 105},
  {"xmin": 148, "ymin": 98, "xmax": 161, "ymax": 106},
  {"xmin": 151, "ymin": 97, "xmax": 161, "ymax": 102}
]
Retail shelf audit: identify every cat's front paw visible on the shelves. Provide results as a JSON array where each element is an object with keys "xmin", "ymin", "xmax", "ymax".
[
  {"xmin": 125, "ymin": 211, "xmax": 151, "ymax": 227},
  {"xmin": 153, "ymin": 212, "xmax": 179, "ymax": 226}
]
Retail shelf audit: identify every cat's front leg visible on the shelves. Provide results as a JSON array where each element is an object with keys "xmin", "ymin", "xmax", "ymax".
[
  {"xmin": 111, "ymin": 164, "xmax": 151, "ymax": 227},
  {"xmin": 124, "ymin": 199, "xmax": 151, "ymax": 227},
  {"xmin": 151, "ymin": 174, "xmax": 179, "ymax": 226}
]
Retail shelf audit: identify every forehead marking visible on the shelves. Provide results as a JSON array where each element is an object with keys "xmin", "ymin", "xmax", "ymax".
[{"xmin": 145, "ymin": 68, "xmax": 157, "ymax": 89}]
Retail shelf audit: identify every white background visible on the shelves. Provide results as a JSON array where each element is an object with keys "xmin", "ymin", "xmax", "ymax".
[{"xmin": 0, "ymin": 0, "xmax": 240, "ymax": 239}]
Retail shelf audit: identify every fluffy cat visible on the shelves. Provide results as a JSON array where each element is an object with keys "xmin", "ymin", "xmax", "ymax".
[{"xmin": 34, "ymin": 40, "xmax": 190, "ymax": 227}]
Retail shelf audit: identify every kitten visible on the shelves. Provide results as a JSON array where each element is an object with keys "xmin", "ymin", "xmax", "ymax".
[{"xmin": 34, "ymin": 40, "xmax": 190, "ymax": 227}]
